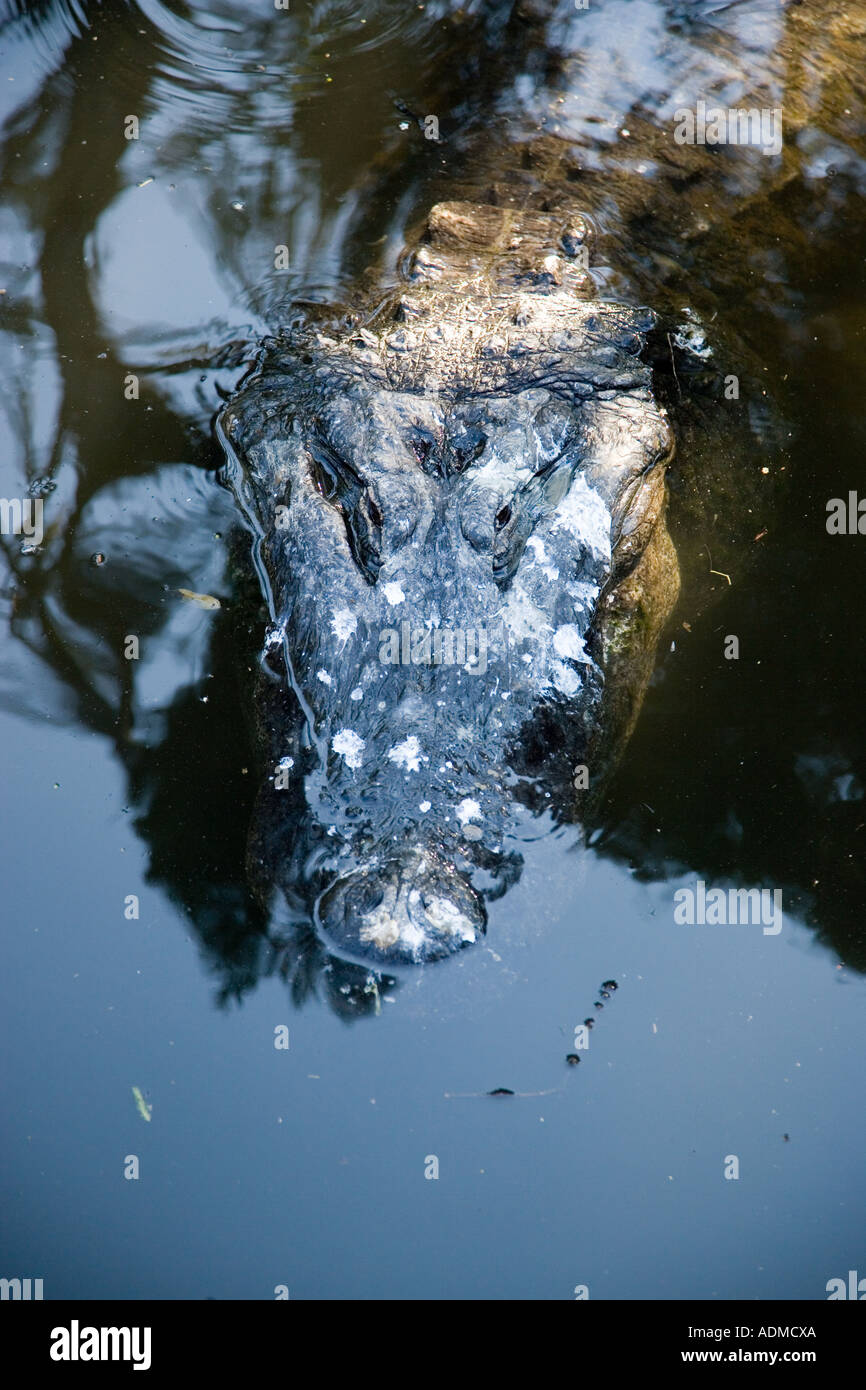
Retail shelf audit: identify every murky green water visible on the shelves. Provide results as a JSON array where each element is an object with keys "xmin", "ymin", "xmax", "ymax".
[{"xmin": 1, "ymin": 0, "xmax": 865, "ymax": 1300}]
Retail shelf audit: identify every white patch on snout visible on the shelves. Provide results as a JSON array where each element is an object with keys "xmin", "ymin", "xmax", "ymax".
[
  {"xmin": 552, "ymin": 662, "xmax": 582, "ymax": 696},
  {"xmin": 552, "ymin": 474, "xmax": 612, "ymax": 561},
  {"xmin": 456, "ymin": 797, "xmax": 482, "ymax": 825},
  {"xmin": 331, "ymin": 607, "xmax": 357, "ymax": 641},
  {"xmin": 502, "ymin": 588, "xmax": 552, "ymax": 643},
  {"xmin": 553, "ymin": 624, "xmax": 591, "ymax": 663},
  {"xmin": 382, "ymin": 581, "xmax": 405, "ymax": 606},
  {"xmin": 527, "ymin": 536, "xmax": 559, "ymax": 583},
  {"xmin": 387, "ymin": 736, "xmax": 426, "ymax": 772},
  {"xmin": 399, "ymin": 921, "xmax": 426, "ymax": 952},
  {"xmin": 425, "ymin": 897, "xmax": 476, "ymax": 942},
  {"xmin": 570, "ymin": 580, "xmax": 599, "ymax": 613},
  {"xmin": 332, "ymin": 729, "xmax": 365, "ymax": 769},
  {"xmin": 359, "ymin": 907, "xmax": 400, "ymax": 949}
]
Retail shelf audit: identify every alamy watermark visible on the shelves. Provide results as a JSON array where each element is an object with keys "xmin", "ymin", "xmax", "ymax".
[
  {"xmin": 379, "ymin": 620, "xmax": 489, "ymax": 675},
  {"xmin": 827, "ymin": 1270, "xmax": 866, "ymax": 1299},
  {"xmin": 1, "ymin": 1277, "xmax": 43, "ymax": 1299},
  {"xmin": 674, "ymin": 102, "xmax": 783, "ymax": 157},
  {"xmin": 0, "ymin": 497, "xmax": 43, "ymax": 547},
  {"xmin": 50, "ymin": 1322, "xmax": 151, "ymax": 1371},
  {"xmin": 674, "ymin": 880, "xmax": 783, "ymax": 935},
  {"xmin": 826, "ymin": 492, "xmax": 866, "ymax": 534}
]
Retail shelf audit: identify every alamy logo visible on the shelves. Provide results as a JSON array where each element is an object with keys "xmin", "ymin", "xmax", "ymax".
[
  {"xmin": 50, "ymin": 1321, "xmax": 152, "ymax": 1371},
  {"xmin": 674, "ymin": 102, "xmax": 783, "ymax": 157},
  {"xmin": 674, "ymin": 881, "xmax": 783, "ymax": 935},
  {"xmin": 0, "ymin": 1276, "xmax": 43, "ymax": 1299},
  {"xmin": 826, "ymin": 492, "xmax": 866, "ymax": 534},
  {"xmin": 379, "ymin": 621, "xmax": 489, "ymax": 675},
  {"xmin": 826, "ymin": 1270, "xmax": 866, "ymax": 1299},
  {"xmin": 0, "ymin": 497, "xmax": 43, "ymax": 547}
]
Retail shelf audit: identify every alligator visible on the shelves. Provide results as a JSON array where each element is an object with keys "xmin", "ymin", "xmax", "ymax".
[
  {"xmin": 218, "ymin": 117, "xmax": 681, "ymax": 965},
  {"xmin": 212, "ymin": 0, "xmax": 866, "ymax": 971}
]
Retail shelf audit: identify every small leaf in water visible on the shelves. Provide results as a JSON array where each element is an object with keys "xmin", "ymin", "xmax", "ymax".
[
  {"xmin": 177, "ymin": 588, "xmax": 221, "ymax": 610},
  {"xmin": 132, "ymin": 1086, "xmax": 152, "ymax": 1122}
]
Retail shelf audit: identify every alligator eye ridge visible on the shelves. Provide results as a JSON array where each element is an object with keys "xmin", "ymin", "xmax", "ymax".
[
  {"xmin": 309, "ymin": 449, "xmax": 340, "ymax": 502},
  {"xmin": 307, "ymin": 439, "xmax": 382, "ymax": 584}
]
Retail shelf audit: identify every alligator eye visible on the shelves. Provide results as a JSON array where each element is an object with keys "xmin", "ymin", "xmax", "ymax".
[
  {"xmin": 310, "ymin": 452, "xmax": 340, "ymax": 502},
  {"xmin": 307, "ymin": 437, "xmax": 382, "ymax": 584},
  {"xmin": 495, "ymin": 504, "xmax": 512, "ymax": 529}
]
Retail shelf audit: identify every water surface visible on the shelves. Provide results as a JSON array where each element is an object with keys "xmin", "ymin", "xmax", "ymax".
[{"xmin": 1, "ymin": 0, "xmax": 865, "ymax": 1300}]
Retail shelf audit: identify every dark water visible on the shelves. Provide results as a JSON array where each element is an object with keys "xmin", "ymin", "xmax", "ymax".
[{"xmin": 1, "ymin": 0, "xmax": 865, "ymax": 1300}]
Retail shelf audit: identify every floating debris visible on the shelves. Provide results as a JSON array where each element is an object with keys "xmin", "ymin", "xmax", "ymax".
[
  {"xmin": 132, "ymin": 1086, "xmax": 152, "ymax": 1122},
  {"xmin": 177, "ymin": 588, "xmax": 221, "ymax": 610},
  {"xmin": 444, "ymin": 1086, "xmax": 562, "ymax": 1099}
]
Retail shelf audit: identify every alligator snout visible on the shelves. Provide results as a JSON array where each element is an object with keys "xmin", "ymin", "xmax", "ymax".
[{"xmin": 316, "ymin": 849, "xmax": 486, "ymax": 965}]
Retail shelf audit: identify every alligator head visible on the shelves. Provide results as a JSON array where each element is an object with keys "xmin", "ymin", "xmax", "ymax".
[{"xmin": 218, "ymin": 199, "xmax": 678, "ymax": 967}]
